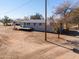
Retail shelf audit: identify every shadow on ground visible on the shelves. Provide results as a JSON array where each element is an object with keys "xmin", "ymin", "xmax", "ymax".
[
  {"xmin": 47, "ymin": 40, "xmax": 79, "ymax": 54},
  {"xmin": 62, "ymin": 30, "xmax": 79, "ymax": 36}
]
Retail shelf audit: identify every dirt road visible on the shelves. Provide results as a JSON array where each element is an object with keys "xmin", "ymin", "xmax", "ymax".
[{"xmin": 0, "ymin": 26, "xmax": 79, "ymax": 59}]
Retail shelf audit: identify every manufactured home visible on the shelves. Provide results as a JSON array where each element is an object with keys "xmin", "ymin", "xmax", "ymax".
[{"xmin": 17, "ymin": 19, "xmax": 54, "ymax": 32}]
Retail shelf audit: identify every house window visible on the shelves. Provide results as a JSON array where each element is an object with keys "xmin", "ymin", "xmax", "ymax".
[
  {"xmin": 39, "ymin": 23, "xmax": 42, "ymax": 26},
  {"xmin": 23, "ymin": 22, "xmax": 27, "ymax": 27},
  {"xmin": 27, "ymin": 23, "xmax": 30, "ymax": 25},
  {"xmin": 24, "ymin": 22, "xmax": 26, "ymax": 26},
  {"xmin": 34, "ymin": 23, "xmax": 36, "ymax": 26}
]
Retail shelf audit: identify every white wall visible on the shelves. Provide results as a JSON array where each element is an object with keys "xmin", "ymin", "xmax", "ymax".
[{"xmin": 20, "ymin": 20, "xmax": 53, "ymax": 32}]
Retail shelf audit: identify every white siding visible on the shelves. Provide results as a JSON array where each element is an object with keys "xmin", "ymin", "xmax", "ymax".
[{"xmin": 20, "ymin": 19, "xmax": 53, "ymax": 32}]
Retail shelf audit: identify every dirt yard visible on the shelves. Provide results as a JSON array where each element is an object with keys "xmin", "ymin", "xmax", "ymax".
[{"xmin": 0, "ymin": 26, "xmax": 79, "ymax": 59}]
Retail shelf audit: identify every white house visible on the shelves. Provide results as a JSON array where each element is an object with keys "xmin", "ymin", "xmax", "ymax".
[{"xmin": 19, "ymin": 19, "xmax": 53, "ymax": 32}]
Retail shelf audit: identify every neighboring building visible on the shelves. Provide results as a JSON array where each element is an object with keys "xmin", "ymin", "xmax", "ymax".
[{"xmin": 19, "ymin": 19, "xmax": 53, "ymax": 32}]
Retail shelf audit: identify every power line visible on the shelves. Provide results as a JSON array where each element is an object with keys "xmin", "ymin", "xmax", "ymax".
[{"xmin": 0, "ymin": 0, "xmax": 32, "ymax": 15}]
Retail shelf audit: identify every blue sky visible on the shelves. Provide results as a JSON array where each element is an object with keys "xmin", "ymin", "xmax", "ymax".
[{"xmin": 0, "ymin": 0, "xmax": 78, "ymax": 19}]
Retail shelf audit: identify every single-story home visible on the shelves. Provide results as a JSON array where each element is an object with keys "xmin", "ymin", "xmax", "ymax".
[{"xmin": 18, "ymin": 19, "xmax": 54, "ymax": 32}]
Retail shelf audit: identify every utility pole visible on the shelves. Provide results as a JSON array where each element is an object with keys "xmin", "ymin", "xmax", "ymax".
[{"xmin": 45, "ymin": 0, "xmax": 47, "ymax": 41}]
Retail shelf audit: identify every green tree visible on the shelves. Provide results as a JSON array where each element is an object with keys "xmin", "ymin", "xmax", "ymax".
[
  {"xmin": 30, "ymin": 13, "xmax": 43, "ymax": 20},
  {"xmin": 2, "ymin": 16, "xmax": 13, "ymax": 26},
  {"xmin": 23, "ymin": 16, "xmax": 29, "ymax": 20}
]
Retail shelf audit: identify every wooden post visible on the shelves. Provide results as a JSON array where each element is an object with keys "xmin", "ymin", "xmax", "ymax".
[{"xmin": 45, "ymin": 0, "xmax": 47, "ymax": 41}]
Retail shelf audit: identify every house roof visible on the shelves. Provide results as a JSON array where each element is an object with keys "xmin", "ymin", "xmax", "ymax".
[{"xmin": 20, "ymin": 19, "xmax": 52, "ymax": 24}]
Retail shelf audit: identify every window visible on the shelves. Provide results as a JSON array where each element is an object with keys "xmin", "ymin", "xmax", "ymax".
[
  {"xmin": 23, "ymin": 22, "xmax": 27, "ymax": 27},
  {"xmin": 34, "ymin": 23, "xmax": 36, "ymax": 26},
  {"xmin": 39, "ymin": 23, "xmax": 42, "ymax": 26},
  {"xmin": 27, "ymin": 23, "xmax": 30, "ymax": 25},
  {"xmin": 24, "ymin": 22, "xmax": 26, "ymax": 25}
]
